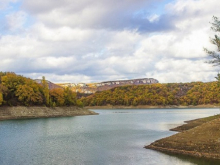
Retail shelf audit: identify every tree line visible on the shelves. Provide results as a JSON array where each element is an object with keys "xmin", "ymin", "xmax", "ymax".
[
  {"xmin": 80, "ymin": 82, "xmax": 220, "ymax": 106},
  {"xmin": 0, "ymin": 72, "xmax": 82, "ymax": 107},
  {"xmin": 1, "ymin": 72, "xmax": 220, "ymax": 107}
]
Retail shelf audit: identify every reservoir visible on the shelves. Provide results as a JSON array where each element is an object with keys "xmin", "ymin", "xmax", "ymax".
[{"xmin": 0, "ymin": 108, "xmax": 220, "ymax": 165}]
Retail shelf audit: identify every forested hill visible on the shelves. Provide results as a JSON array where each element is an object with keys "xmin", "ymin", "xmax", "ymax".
[
  {"xmin": 1, "ymin": 72, "xmax": 220, "ymax": 107},
  {"xmin": 80, "ymin": 82, "xmax": 220, "ymax": 106},
  {"xmin": 0, "ymin": 72, "xmax": 80, "ymax": 107}
]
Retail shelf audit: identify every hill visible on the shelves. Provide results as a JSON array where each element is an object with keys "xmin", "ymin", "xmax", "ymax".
[
  {"xmin": 34, "ymin": 79, "xmax": 63, "ymax": 90},
  {"xmin": 80, "ymin": 81, "xmax": 220, "ymax": 106}
]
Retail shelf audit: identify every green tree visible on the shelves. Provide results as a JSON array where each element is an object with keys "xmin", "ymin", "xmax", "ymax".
[
  {"xmin": 76, "ymin": 100, "xmax": 84, "ymax": 107},
  {"xmin": 215, "ymin": 73, "xmax": 220, "ymax": 86},
  {"xmin": 64, "ymin": 87, "xmax": 77, "ymax": 106},
  {"xmin": 41, "ymin": 76, "xmax": 50, "ymax": 106},
  {"xmin": 204, "ymin": 16, "xmax": 220, "ymax": 66}
]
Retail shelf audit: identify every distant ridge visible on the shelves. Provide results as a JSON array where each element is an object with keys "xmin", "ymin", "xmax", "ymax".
[
  {"xmin": 34, "ymin": 79, "xmax": 63, "ymax": 90},
  {"xmin": 57, "ymin": 78, "xmax": 159, "ymax": 94}
]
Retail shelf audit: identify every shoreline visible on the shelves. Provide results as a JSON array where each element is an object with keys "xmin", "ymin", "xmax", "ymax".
[
  {"xmin": 85, "ymin": 104, "xmax": 220, "ymax": 109},
  {"xmin": 0, "ymin": 106, "xmax": 98, "ymax": 121},
  {"xmin": 145, "ymin": 114, "xmax": 220, "ymax": 160}
]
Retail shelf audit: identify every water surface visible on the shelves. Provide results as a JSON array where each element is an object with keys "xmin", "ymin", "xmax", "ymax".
[{"xmin": 0, "ymin": 108, "xmax": 220, "ymax": 165}]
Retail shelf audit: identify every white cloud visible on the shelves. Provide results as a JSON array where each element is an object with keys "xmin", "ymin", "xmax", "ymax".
[
  {"xmin": 32, "ymin": 23, "xmax": 93, "ymax": 42},
  {"xmin": 22, "ymin": 0, "xmax": 160, "ymax": 31},
  {"xmin": 166, "ymin": 0, "xmax": 220, "ymax": 16},
  {"xmin": 24, "ymin": 72, "xmax": 92, "ymax": 83},
  {"xmin": 1, "ymin": 0, "xmax": 220, "ymax": 84},
  {"xmin": 0, "ymin": 35, "xmax": 53, "ymax": 59},
  {"xmin": 6, "ymin": 11, "xmax": 27, "ymax": 31}
]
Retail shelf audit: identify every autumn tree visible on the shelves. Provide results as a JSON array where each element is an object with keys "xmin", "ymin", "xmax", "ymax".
[
  {"xmin": 49, "ymin": 88, "xmax": 65, "ymax": 106},
  {"xmin": 1, "ymin": 73, "xmax": 25, "ymax": 105},
  {"xmin": 0, "ymin": 92, "xmax": 3, "ymax": 105},
  {"xmin": 80, "ymin": 82, "xmax": 220, "ymax": 106},
  {"xmin": 0, "ymin": 72, "xmax": 86, "ymax": 107},
  {"xmin": 15, "ymin": 84, "xmax": 43, "ymax": 106},
  {"xmin": 1, "ymin": 73, "xmax": 25, "ymax": 99}
]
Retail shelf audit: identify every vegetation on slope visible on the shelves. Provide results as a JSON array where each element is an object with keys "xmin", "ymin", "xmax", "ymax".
[
  {"xmin": 0, "ymin": 72, "xmax": 82, "ymax": 107},
  {"xmin": 80, "ymin": 82, "xmax": 220, "ymax": 106}
]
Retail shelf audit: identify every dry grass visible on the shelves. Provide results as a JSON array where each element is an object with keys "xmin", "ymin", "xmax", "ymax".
[
  {"xmin": 170, "ymin": 114, "xmax": 220, "ymax": 132},
  {"xmin": 146, "ymin": 114, "xmax": 220, "ymax": 159}
]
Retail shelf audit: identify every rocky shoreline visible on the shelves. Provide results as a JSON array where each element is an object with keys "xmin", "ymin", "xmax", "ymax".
[
  {"xmin": 145, "ymin": 114, "xmax": 220, "ymax": 160},
  {"xmin": 0, "ymin": 106, "xmax": 98, "ymax": 121}
]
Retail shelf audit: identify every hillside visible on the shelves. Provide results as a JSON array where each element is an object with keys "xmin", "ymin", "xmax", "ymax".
[
  {"xmin": 34, "ymin": 79, "xmax": 63, "ymax": 90},
  {"xmin": 0, "ymin": 72, "xmax": 81, "ymax": 107},
  {"xmin": 80, "ymin": 82, "xmax": 220, "ymax": 106}
]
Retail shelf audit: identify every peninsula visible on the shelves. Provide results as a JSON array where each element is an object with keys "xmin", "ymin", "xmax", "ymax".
[{"xmin": 145, "ymin": 114, "xmax": 220, "ymax": 160}]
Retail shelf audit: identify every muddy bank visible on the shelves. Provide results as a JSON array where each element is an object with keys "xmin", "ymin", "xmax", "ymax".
[
  {"xmin": 0, "ymin": 106, "xmax": 98, "ymax": 121},
  {"xmin": 145, "ymin": 114, "xmax": 220, "ymax": 160},
  {"xmin": 86, "ymin": 104, "xmax": 220, "ymax": 109}
]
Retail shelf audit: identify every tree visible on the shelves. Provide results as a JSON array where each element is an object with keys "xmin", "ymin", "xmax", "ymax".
[
  {"xmin": 15, "ymin": 84, "xmax": 43, "ymax": 106},
  {"xmin": 0, "ymin": 92, "xmax": 3, "ymax": 105},
  {"xmin": 215, "ymin": 73, "xmax": 220, "ymax": 86},
  {"xmin": 64, "ymin": 87, "xmax": 76, "ymax": 106},
  {"xmin": 41, "ymin": 76, "xmax": 50, "ymax": 106},
  {"xmin": 204, "ymin": 16, "xmax": 220, "ymax": 66},
  {"xmin": 49, "ymin": 88, "xmax": 65, "ymax": 106}
]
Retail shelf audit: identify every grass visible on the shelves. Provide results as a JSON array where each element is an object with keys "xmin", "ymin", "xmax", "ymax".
[{"xmin": 170, "ymin": 114, "xmax": 220, "ymax": 132}]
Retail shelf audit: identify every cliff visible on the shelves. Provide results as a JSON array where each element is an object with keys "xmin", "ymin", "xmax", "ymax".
[{"xmin": 57, "ymin": 78, "xmax": 159, "ymax": 94}]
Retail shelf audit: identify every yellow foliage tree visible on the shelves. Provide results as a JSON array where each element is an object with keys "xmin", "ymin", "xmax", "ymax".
[
  {"xmin": 15, "ymin": 84, "xmax": 43, "ymax": 106},
  {"xmin": 0, "ymin": 92, "xmax": 3, "ymax": 105},
  {"xmin": 50, "ymin": 88, "xmax": 65, "ymax": 106}
]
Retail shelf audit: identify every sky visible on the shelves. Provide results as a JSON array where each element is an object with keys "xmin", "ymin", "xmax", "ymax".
[{"xmin": 0, "ymin": 0, "xmax": 220, "ymax": 83}]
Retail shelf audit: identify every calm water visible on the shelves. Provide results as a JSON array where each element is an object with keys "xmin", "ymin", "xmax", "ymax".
[{"xmin": 0, "ymin": 108, "xmax": 220, "ymax": 165}]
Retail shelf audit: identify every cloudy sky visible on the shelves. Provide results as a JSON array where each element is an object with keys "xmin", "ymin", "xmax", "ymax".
[{"xmin": 0, "ymin": 0, "xmax": 220, "ymax": 83}]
